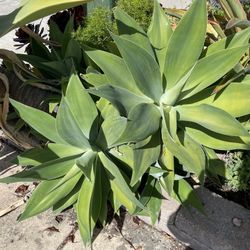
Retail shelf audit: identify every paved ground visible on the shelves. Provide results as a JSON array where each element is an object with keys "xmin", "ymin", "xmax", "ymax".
[{"xmin": 0, "ymin": 143, "xmax": 186, "ymax": 250}]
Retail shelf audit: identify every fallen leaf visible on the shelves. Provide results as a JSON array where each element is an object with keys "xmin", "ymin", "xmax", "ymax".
[
  {"xmin": 15, "ymin": 185, "xmax": 29, "ymax": 196},
  {"xmin": 44, "ymin": 226, "xmax": 60, "ymax": 233}
]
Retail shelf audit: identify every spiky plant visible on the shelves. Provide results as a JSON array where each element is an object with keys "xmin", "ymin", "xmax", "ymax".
[{"xmin": 1, "ymin": 0, "xmax": 250, "ymax": 246}]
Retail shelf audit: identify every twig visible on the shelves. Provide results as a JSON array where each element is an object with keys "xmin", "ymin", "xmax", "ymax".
[
  {"xmin": 0, "ymin": 199, "xmax": 24, "ymax": 217},
  {"xmin": 0, "ymin": 164, "xmax": 18, "ymax": 176}
]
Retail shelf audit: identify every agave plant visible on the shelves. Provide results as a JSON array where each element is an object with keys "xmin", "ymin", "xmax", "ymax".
[
  {"xmin": 83, "ymin": 0, "xmax": 250, "ymax": 193},
  {"xmin": 0, "ymin": 74, "xmax": 150, "ymax": 243},
  {"xmin": 1, "ymin": 0, "xmax": 250, "ymax": 246}
]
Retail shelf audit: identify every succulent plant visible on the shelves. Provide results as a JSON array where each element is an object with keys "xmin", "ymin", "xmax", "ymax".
[{"xmin": 1, "ymin": 0, "xmax": 250, "ymax": 246}]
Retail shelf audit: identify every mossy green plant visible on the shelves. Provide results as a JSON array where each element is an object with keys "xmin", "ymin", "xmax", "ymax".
[
  {"xmin": 73, "ymin": 0, "xmax": 154, "ymax": 50},
  {"xmin": 224, "ymin": 152, "xmax": 250, "ymax": 191},
  {"xmin": 73, "ymin": 7, "xmax": 113, "ymax": 50},
  {"xmin": 116, "ymin": 0, "xmax": 153, "ymax": 31}
]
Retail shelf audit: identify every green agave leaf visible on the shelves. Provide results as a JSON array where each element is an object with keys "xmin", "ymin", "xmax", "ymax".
[
  {"xmin": 88, "ymin": 85, "xmax": 152, "ymax": 116},
  {"xmin": 76, "ymin": 150, "xmax": 97, "ymax": 180},
  {"xmin": 112, "ymin": 34, "xmax": 163, "ymax": 102},
  {"xmin": 161, "ymin": 109, "xmax": 205, "ymax": 182},
  {"xmin": 180, "ymin": 83, "xmax": 250, "ymax": 118},
  {"xmin": 65, "ymin": 74, "xmax": 98, "ymax": 139},
  {"xmin": 0, "ymin": 155, "xmax": 80, "ymax": 183},
  {"xmin": 97, "ymin": 104, "xmax": 127, "ymax": 149},
  {"xmin": 182, "ymin": 46, "xmax": 249, "ymax": 97},
  {"xmin": 159, "ymin": 146, "xmax": 175, "ymax": 196},
  {"xmin": 56, "ymin": 97, "xmax": 90, "ymax": 149},
  {"xmin": 172, "ymin": 179, "xmax": 204, "ymax": 213},
  {"xmin": 50, "ymin": 164, "xmax": 82, "ymax": 192},
  {"xmin": 84, "ymin": 48, "xmax": 142, "ymax": 96},
  {"xmin": 115, "ymin": 103, "xmax": 161, "ymax": 145},
  {"xmin": 98, "ymin": 168, "xmax": 110, "ymax": 226},
  {"xmin": 164, "ymin": 0, "xmax": 207, "ymax": 89},
  {"xmin": 10, "ymin": 99, "xmax": 65, "ymax": 144},
  {"xmin": 131, "ymin": 133, "xmax": 161, "ymax": 186},
  {"xmin": 205, "ymin": 27, "xmax": 250, "ymax": 56},
  {"xmin": 77, "ymin": 173, "xmax": 96, "ymax": 244},
  {"xmin": 15, "ymin": 143, "xmax": 84, "ymax": 167},
  {"xmin": 177, "ymin": 104, "xmax": 249, "ymax": 137},
  {"xmin": 0, "ymin": 0, "xmax": 90, "ymax": 37},
  {"xmin": 49, "ymin": 20, "xmax": 64, "ymax": 44},
  {"xmin": 99, "ymin": 152, "xmax": 145, "ymax": 213},
  {"xmin": 204, "ymin": 148, "xmax": 227, "ymax": 179},
  {"xmin": 184, "ymin": 124, "xmax": 250, "ymax": 150},
  {"xmin": 82, "ymin": 72, "xmax": 109, "ymax": 87},
  {"xmin": 113, "ymin": 8, "xmax": 154, "ymax": 57},
  {"xmin": 53, "ymin": 180, "xmax": 82, "ymax": 214},
  {"xmin": 147, "ymin": 0, "xmax": 172, "ymax": 50},
  {"xmin": 135, "ymin": 176, "xmax": 162, "ymax": 224},
  {"xmin": 19, "ymin": 172, "xmax": 82, "ymax": 220}
]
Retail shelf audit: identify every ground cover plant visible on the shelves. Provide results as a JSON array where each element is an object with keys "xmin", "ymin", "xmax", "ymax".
[{"xmin": 0, "ymin": 0, "xmax": 250, "ymax": 246}]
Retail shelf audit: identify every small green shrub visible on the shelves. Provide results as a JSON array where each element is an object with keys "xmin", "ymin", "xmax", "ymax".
[
  {"xmin": 116, "ymin": 0, "xmax": 153, "ymax": 31},
  {"xmin": 73, "ymin": 7, "xmax": 113, "ymax": 50},
  {"xmin": 225, "ymin": 152, "xmax": 250, "ymax": 191}
]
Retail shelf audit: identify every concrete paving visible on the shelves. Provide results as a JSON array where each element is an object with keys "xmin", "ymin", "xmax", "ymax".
[{"xmin": 0, "ymin": 143, "xmax": 185, "ymax": 250}]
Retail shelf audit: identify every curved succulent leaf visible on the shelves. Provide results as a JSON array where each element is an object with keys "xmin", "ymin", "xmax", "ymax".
[
  {"xmin": 19, "ymin": 172, "xmax": 82, "ymax": 220},
  {"xmin": 180, "ymin": 83, "xmax": 250, "ymax": 118},
  {"xmin": 115, "ymin": 103, "xmax": 161, "ymax": 145},
  {"xmin": 0, "ymin": 0, "xmax": 90, "ymax": 37},
  {"xmin": 172, "ymin": 179, "xmax": 203, "ymax": 212},
  {"xmin": 10, "ymin": 99, "xmax": 65, "ymax": 144},
  {"xmin": 99, "ymin": 152, "xmax": 145, "ymax": 213},
  {"xmin": 130, "ymin": 133, "xmax": 161, "ymax": 186},
  {"xmin": 15, "ymin": 143, "xmax": 84, "ymax": 167},
  {"xmin": 0, "ymin": 155, "xmax": 80, "ymax": 183},
  {"xmin": 113, "ymin": 8, "xmax": 154, "ymax": 56},
  {"xmin": 164, "ymin": 0, "xmax": 207, "ymax": 89},
  {"xmin": 177, "ymin": 104, "xmax": 250, "ymax": 137},
  {"xmin": 184, "ymin": 125, "xmax": 250, "ymax": 150},
  {"xmin": 181, "ymin": 46, "xmax": 249, "ymax": 98},
  {"xmin": 53, "ymin": 181, "xmax": 81, "ymax": 214},
  {"xmin": 65, "ymin": 74, "xmax": 98, "ymax": 139},
  {"xmin": 82, "ymin": 72, "xmax": 109, "ymax": 87},
  {"xmin": 161, "ymin": 109, "xmax": 205, "ymax": 182},
  {"xmin": 76, "ymin": 150, "xmax": 97, "ymax": 180},
  {"xmin": 147, "ymin": 0, "xmax": 172, "ymax": 50},
  {"xmin": 205, "ymin": 27, "xmax": 250, "ymax": 55},
  {"xmin": 84, "ymin": 48, "xmax": 143, "ymax": 96},
  {"xmin": 112, "ymin": 34, "xmax": 163, "ymax": 101},
  {"xmin": 97, "ymin": 104, "xmax": 127, "ymax": 149},
  {"xmin": 88, "ymin": 85, "xmax": 152, "ymax": 116},
  {"xmin": 56, "ymin": 97, "xmax": 90, "ymax": 149}
]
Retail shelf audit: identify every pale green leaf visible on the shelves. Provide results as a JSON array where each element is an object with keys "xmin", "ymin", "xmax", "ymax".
[
  {"xmin": 147, "ymin": 0, "xmax": 172, "ymax": 49},
  {"xmin": 19, "ymin": 172, "xmax": 82, "ymax": 220},
  {"xmin": 115, "ymin": 103, "xmax": 161, "ymax": 145},
  {"xmin": 177, "ymin": 104, "xmax": 249, "ymax": 137},
  {"xmin": 164, "ymin": 0, "xmax": 207, "ymax": 89},
  {"xmin": 131, "ymin": 133, "xmax": 161, "ymax": 186},
  {"xmin": 0, "ymin": 0, "xmax": 90, "ymax": 37},
  {"xmin": 205, "ymin": 27, "xmax": 250, "ymax": 55},
  {"xmin": 180, "ymin": 83, "xmax": 250, "ymax": 118},
  {"xmin": 114, "ymin": 8, "xmax": 154, "ymax": 56},
  {"xmin": 84, "ymin": 48, "xmax": 142, "ymax": 95},
  {"xmin": 0, "ymin": 155, "xmax": 80, "ymax": 183},
  {"xmin": 65, "ymin": 74, "xmax": 98, "ymax": 139},
  {"xmin": 112, "ymin": 35, "xmax": 162, "ymax": 102},
  {"xmin": 76, "ymin": 150, "xmax": 97, "ymax": 180},
  {"xmin": 56, "ymin": 97, "xmax": 90, "ymax": 149},
  {"xmin": 88, "ymin": 85, "xmax": 152, "ymax": 116},
  {"xmin": 15, "ymin": 143, "xmax": 84, "ymax": 167},
  {"xmin": 172, "ymin": 179, "xmax": 203, "ymax": 212},
  {"xmin": 182, "ymin": 46, "xmax": 249, "ymax": 97},
  {"xmin": 99, "ymin": 152, "xmax": 144, "ymax": 213},
  {"xmin": 10, "ymin": 99, "xmax": 65, "ymax": 144},
  {"xmin": 184, "ymin": 124, "xmax": 250, "ymax": 150}
]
